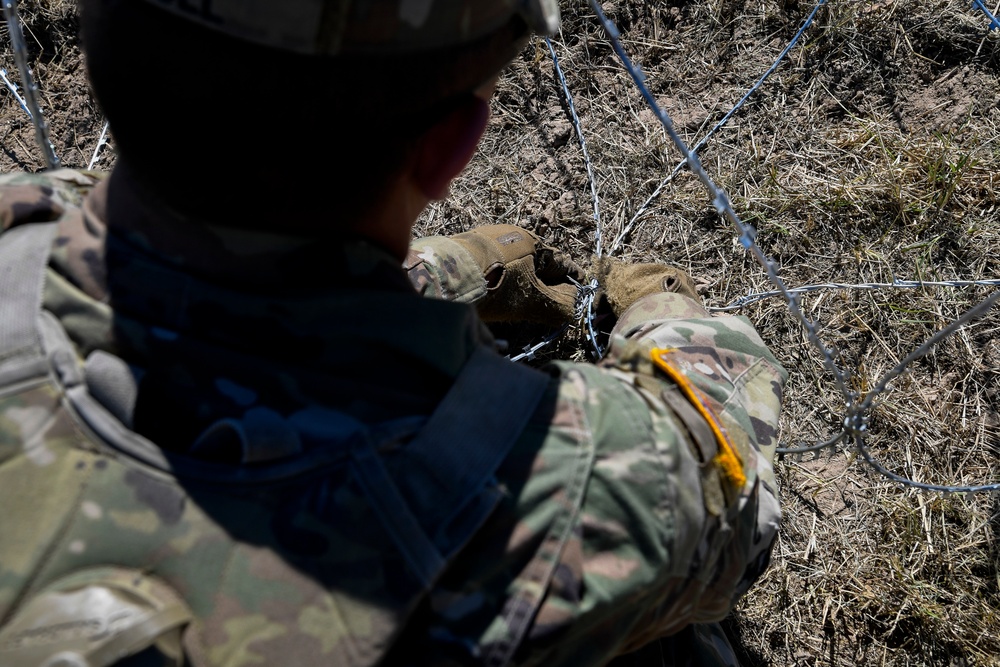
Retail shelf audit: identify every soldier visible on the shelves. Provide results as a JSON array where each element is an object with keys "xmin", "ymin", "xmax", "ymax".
[{"xmin": 0, "ymin": 1, "xmax": 785, "ymax": 666}]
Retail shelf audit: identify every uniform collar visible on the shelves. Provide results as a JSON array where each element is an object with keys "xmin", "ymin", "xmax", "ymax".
[{"xmin": 92, "ymin": 170, "xmax": 415, "ymax": 293}]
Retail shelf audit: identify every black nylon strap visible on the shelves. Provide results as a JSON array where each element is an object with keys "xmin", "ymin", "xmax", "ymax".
[
  {"xmin": 365, "ymin": 345, "xmax": 551, "ymax": 586},
  {"xmin": 399, "ymin": 345, "xmax": 551, "ymax": 542},
  {"xmin": 351, "ymin": 440, "xmax": 446, "ymax": 587},
  {"xmin": 0, "ymin": 222, "xmax": 58, "ymax": 386}
]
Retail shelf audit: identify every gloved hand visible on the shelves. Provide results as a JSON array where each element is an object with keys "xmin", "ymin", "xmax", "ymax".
[
  {"xmin": 450, "ymin": 224, "xmax": 585, "ymax": 324},
  {"xmin": 595, "ymin": 256, "xmax": 700, "ymax": 318}
]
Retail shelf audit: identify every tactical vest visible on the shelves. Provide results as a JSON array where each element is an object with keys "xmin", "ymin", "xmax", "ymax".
[{"xmin": 0, "ymin": 221, "xmax": 551, "ymax": 667}]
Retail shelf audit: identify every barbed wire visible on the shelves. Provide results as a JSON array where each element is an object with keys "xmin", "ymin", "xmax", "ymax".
[
  {"xmin": 2, "ymin": 5, "xmax": 102, "ymax": 171},
  {"xmin": 87, "ymin": 120, "xmax": 110, "ymax": 171},
  {"xmin": 546, "ymin": 38, "xmax": 606, "ymax": 359},
  {"xmin": 709, "ymin": 277, "xmax": 1000, "ymax": 311},
  {"xmin": 588, "ymin": 0, "xmax": 1000, "ymax": 494},
  {"xmin": 507, "ymin": 325, "xmax": 569, "ymax": 362},
  {"xmin": 857, "ymin": 288, "xmax": 1000, "ymax": 414},
  {"xmin": 2, "ymin": 0, "xmax": 59, "ymax": 169},
  {"xmin": 588, "ymin": 0, "xmax": 850, "ymax": 388},
  {"xmin": 608, "ymin": 0, "xmax": 828, "ymax": 256},
  {"xmin": 0, "ymin": 66, "xmax": 29, "ymax": 118},
  {"xmin": 2, "ymin": 0, "xmax": 995, "ymax": 493},
  {"xmin": 548, "ymin": 0, "xmax": 829, "ymax": 360},
  {"xmin": 545, "ymin": 38, "xmax": 603, "ymax": 259},
  {"xmin": 776, "ymin": 430, "xmax": 848, "ymax": 457}
]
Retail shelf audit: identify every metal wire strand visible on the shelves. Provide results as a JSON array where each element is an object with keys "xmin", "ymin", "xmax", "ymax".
[
  {"xmin": 508, "ymin": 325, "xmax": 569, "ymax": 362},
  {"xmin": 546, "ymin": 37, "xmax": 603, "ymax": 258},
  {"xmin": 587, "ymin": 0, "xmax": 1000, "ymax": 493},
  {"xmin": 776, "ymin": 429, "xmax": 849, "ymax": 456},
  {"xmin": 859, "ymin": 288, "xmax": 1000, "ymax": 412},
  {"xmin": 608, "ymin": 0, "xmax": 827, "ymax": 256},
  {"xmin": 853, "ymin": 430, "xmax": 1000, "ymax": 495},
  {"xmin": 547, "ymin": 37, "xmax": 606, "ymax": 359},
  {"xmin": 87, "ymin": 120, "xmax": 110, "ymax": 171},
  {"xmin": 589, "ymin": 0, "xmax": 852, "ymax": 397},
  {"xmin": 710, "ymin": 277, "xmax": 1000, "ymax": 311},
  {"xmin": 2, "ymin": 0, "xmax": 59, "ymax": 169},
  {"xmin": 0, "ymin": 66, "xmax": 29, "ymax": 118}
]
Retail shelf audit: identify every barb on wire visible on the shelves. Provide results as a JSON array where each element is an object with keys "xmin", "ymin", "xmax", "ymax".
[
  {"xmin": 547, "ymin": 37, "xmax": 606, "ymax": 359},
  {"xmin": 0, "ymin": 66, "xmax": 29, "ymax": 118},
  {"xmin": 609, "ymin": 0, "xmax": 827, "ymax": 255},
  {"xmin": 2, "ymin": 0, "xmax": 59, "ymax": 169},
  {"xmin": 508, "ymin": 274, "xmax": 602, "ymax": 364},
  {"xmin": 508, "ymin": 284, "xmax": 602, "ymax": 364},
  {"xmin": 710, "ymin": 277, "xmax": 1000, "ymax": 311},
  {"xmin": 508, "ymin": 325, "xmax": 568, "ymax": 363},
  {"xmin": 972, "ymin": 0, "xmax": 1000, "ymax": 30},
  {"xmin": 571, "ymin": 278, "xmax": 603, "ymax": 359},
  {"xmin": 87, "ymin": 120, "xmax": 110, "ymax": 170},
  {"xmin": 508, "ymin": 283, "xmax": 602, "ymax": 367}
]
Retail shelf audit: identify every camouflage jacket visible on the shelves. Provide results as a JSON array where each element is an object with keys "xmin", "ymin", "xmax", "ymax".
[{"xmin": 0, "ymin": 170, "xmax": 785, "ymax": 666}]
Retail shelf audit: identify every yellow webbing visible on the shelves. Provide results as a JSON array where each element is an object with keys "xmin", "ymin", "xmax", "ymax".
[{"xmin": 650, "ymin": 347, "xmax": 747, "ymax": 489}]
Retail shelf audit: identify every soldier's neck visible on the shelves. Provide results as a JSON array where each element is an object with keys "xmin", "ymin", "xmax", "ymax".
[{"xmin": 97, "ymin": 164, "xmax": 414, "ymax": 284}]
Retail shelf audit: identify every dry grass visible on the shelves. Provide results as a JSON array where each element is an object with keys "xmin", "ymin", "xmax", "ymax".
[
  {"xmin": 3, "ymin": 0, "xmax": 999, "ymax": 664},
  {"xmin": 423, "ymin": 0, "xmax": 1000, "ymax": 664},
  {"xmin": 0, "ymin": 0, "xmax": 103, "ymax": 171}
]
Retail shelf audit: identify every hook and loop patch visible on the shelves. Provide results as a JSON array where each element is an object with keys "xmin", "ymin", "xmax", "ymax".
[{"xmin": 650, "ymin": 347, "xmax": 746, "ymax": 493}]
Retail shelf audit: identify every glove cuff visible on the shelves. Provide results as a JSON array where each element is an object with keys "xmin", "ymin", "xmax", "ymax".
[{"xmin": 406, "ymin": 236, "xmax": 489, "ymax": 304}]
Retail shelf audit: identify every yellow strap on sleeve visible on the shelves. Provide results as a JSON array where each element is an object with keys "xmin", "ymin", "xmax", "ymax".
[{"xmin": 650, "ymin": 347, "xmax": 747, "ymax": 489}]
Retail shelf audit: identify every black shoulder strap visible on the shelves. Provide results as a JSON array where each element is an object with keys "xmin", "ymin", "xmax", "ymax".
[
  {"xmin": 407, "ymin": 345, "xmax": 551, "ymax": 527},
  {"xmin": 0, "ymin": 221, "xmax": 58, "ymax": 388},
  {"xmin": 351, "ymin": 345, "xmax": 551, "ymax": 587}
]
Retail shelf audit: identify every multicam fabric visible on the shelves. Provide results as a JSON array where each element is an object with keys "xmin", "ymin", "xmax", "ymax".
[
  {"xmin": 405, "ymin": 235, "xmax": 488, "ymax": 303},
  {"xmin": 142, "ymin": 0, "xmax": 559, "ymax": 55},
  {"xmin": 0, "ymin": 170, "xmax": 785, "ymax": 666}
]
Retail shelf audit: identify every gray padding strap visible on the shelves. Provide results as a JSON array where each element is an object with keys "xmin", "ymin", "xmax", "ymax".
[
  {"xmin": 84, "ymin": 350, "xmax": 141, "ymax": 428},
  {"xmin": 0, "ymin": 222, "xmax": 58, "ymax": 386}
]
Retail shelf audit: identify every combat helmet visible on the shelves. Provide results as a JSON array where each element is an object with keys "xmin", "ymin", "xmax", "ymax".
[
  {"xmin": 142, "ymin": 0, "xmax": 560, "ymax": 54},
  {"xmin": 82, "ymin": 0, "xmax": 558, "ymax": 224}
]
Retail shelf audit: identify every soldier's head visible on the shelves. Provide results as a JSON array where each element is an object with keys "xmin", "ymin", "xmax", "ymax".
[{"xmin": 79, "ymin": 0, "xmax": 558, "ymax": 240}]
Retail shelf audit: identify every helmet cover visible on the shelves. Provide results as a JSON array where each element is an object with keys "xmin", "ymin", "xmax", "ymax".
[{"xmin": 144, "ymin": 0, "xmax": 560, "ymax": 55}]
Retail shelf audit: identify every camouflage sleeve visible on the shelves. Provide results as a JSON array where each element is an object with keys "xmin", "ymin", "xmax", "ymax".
[
  {"xmin": 460, "ymin": 291, "xmax": 786, "ymax": 665},
  {"xmin": 404, "ymin": 236, "xmax": 487, "ymax": 303},
  {"xmin": 538, "ymin": 292, "xmax": 785, "ymax": 661},
  {"xmin": 0, "ymin": 169, "xmax": 103, "ymax": 232}
]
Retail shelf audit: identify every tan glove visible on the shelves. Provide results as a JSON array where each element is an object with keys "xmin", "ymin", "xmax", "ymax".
[
  {"xmin": 596, "ymin": 256, "xmax": 700, "ymax": 317},
  {"xmin": 451, "ymin": 224, "xmax": 585, "ymax": 324}
]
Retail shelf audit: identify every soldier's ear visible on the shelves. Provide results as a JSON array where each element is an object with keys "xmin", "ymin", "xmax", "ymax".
[{"xmin": 411, "ymin": 94, "xmax": 490, "ymax": 201}]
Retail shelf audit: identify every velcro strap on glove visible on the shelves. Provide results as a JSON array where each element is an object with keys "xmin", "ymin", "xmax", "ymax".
[{"xmin": 451, "ymin": 224, "xmax": 541, "ymax": 275}]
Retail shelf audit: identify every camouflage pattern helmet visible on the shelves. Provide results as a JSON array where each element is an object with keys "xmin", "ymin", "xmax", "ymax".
[{"xmin": 143, "ymin": 0, "xmax": 560, "ymax": 55}]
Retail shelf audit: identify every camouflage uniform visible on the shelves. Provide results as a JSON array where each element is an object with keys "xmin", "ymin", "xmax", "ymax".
[{"xmin": 0, "ymin": 170, "xmax": 785, "ymax": 666}]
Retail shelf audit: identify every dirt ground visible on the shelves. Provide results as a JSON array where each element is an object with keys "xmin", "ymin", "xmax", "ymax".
[{"xmin": 3, "ymin": 0, "xmax": 999, "ymax": 665}]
